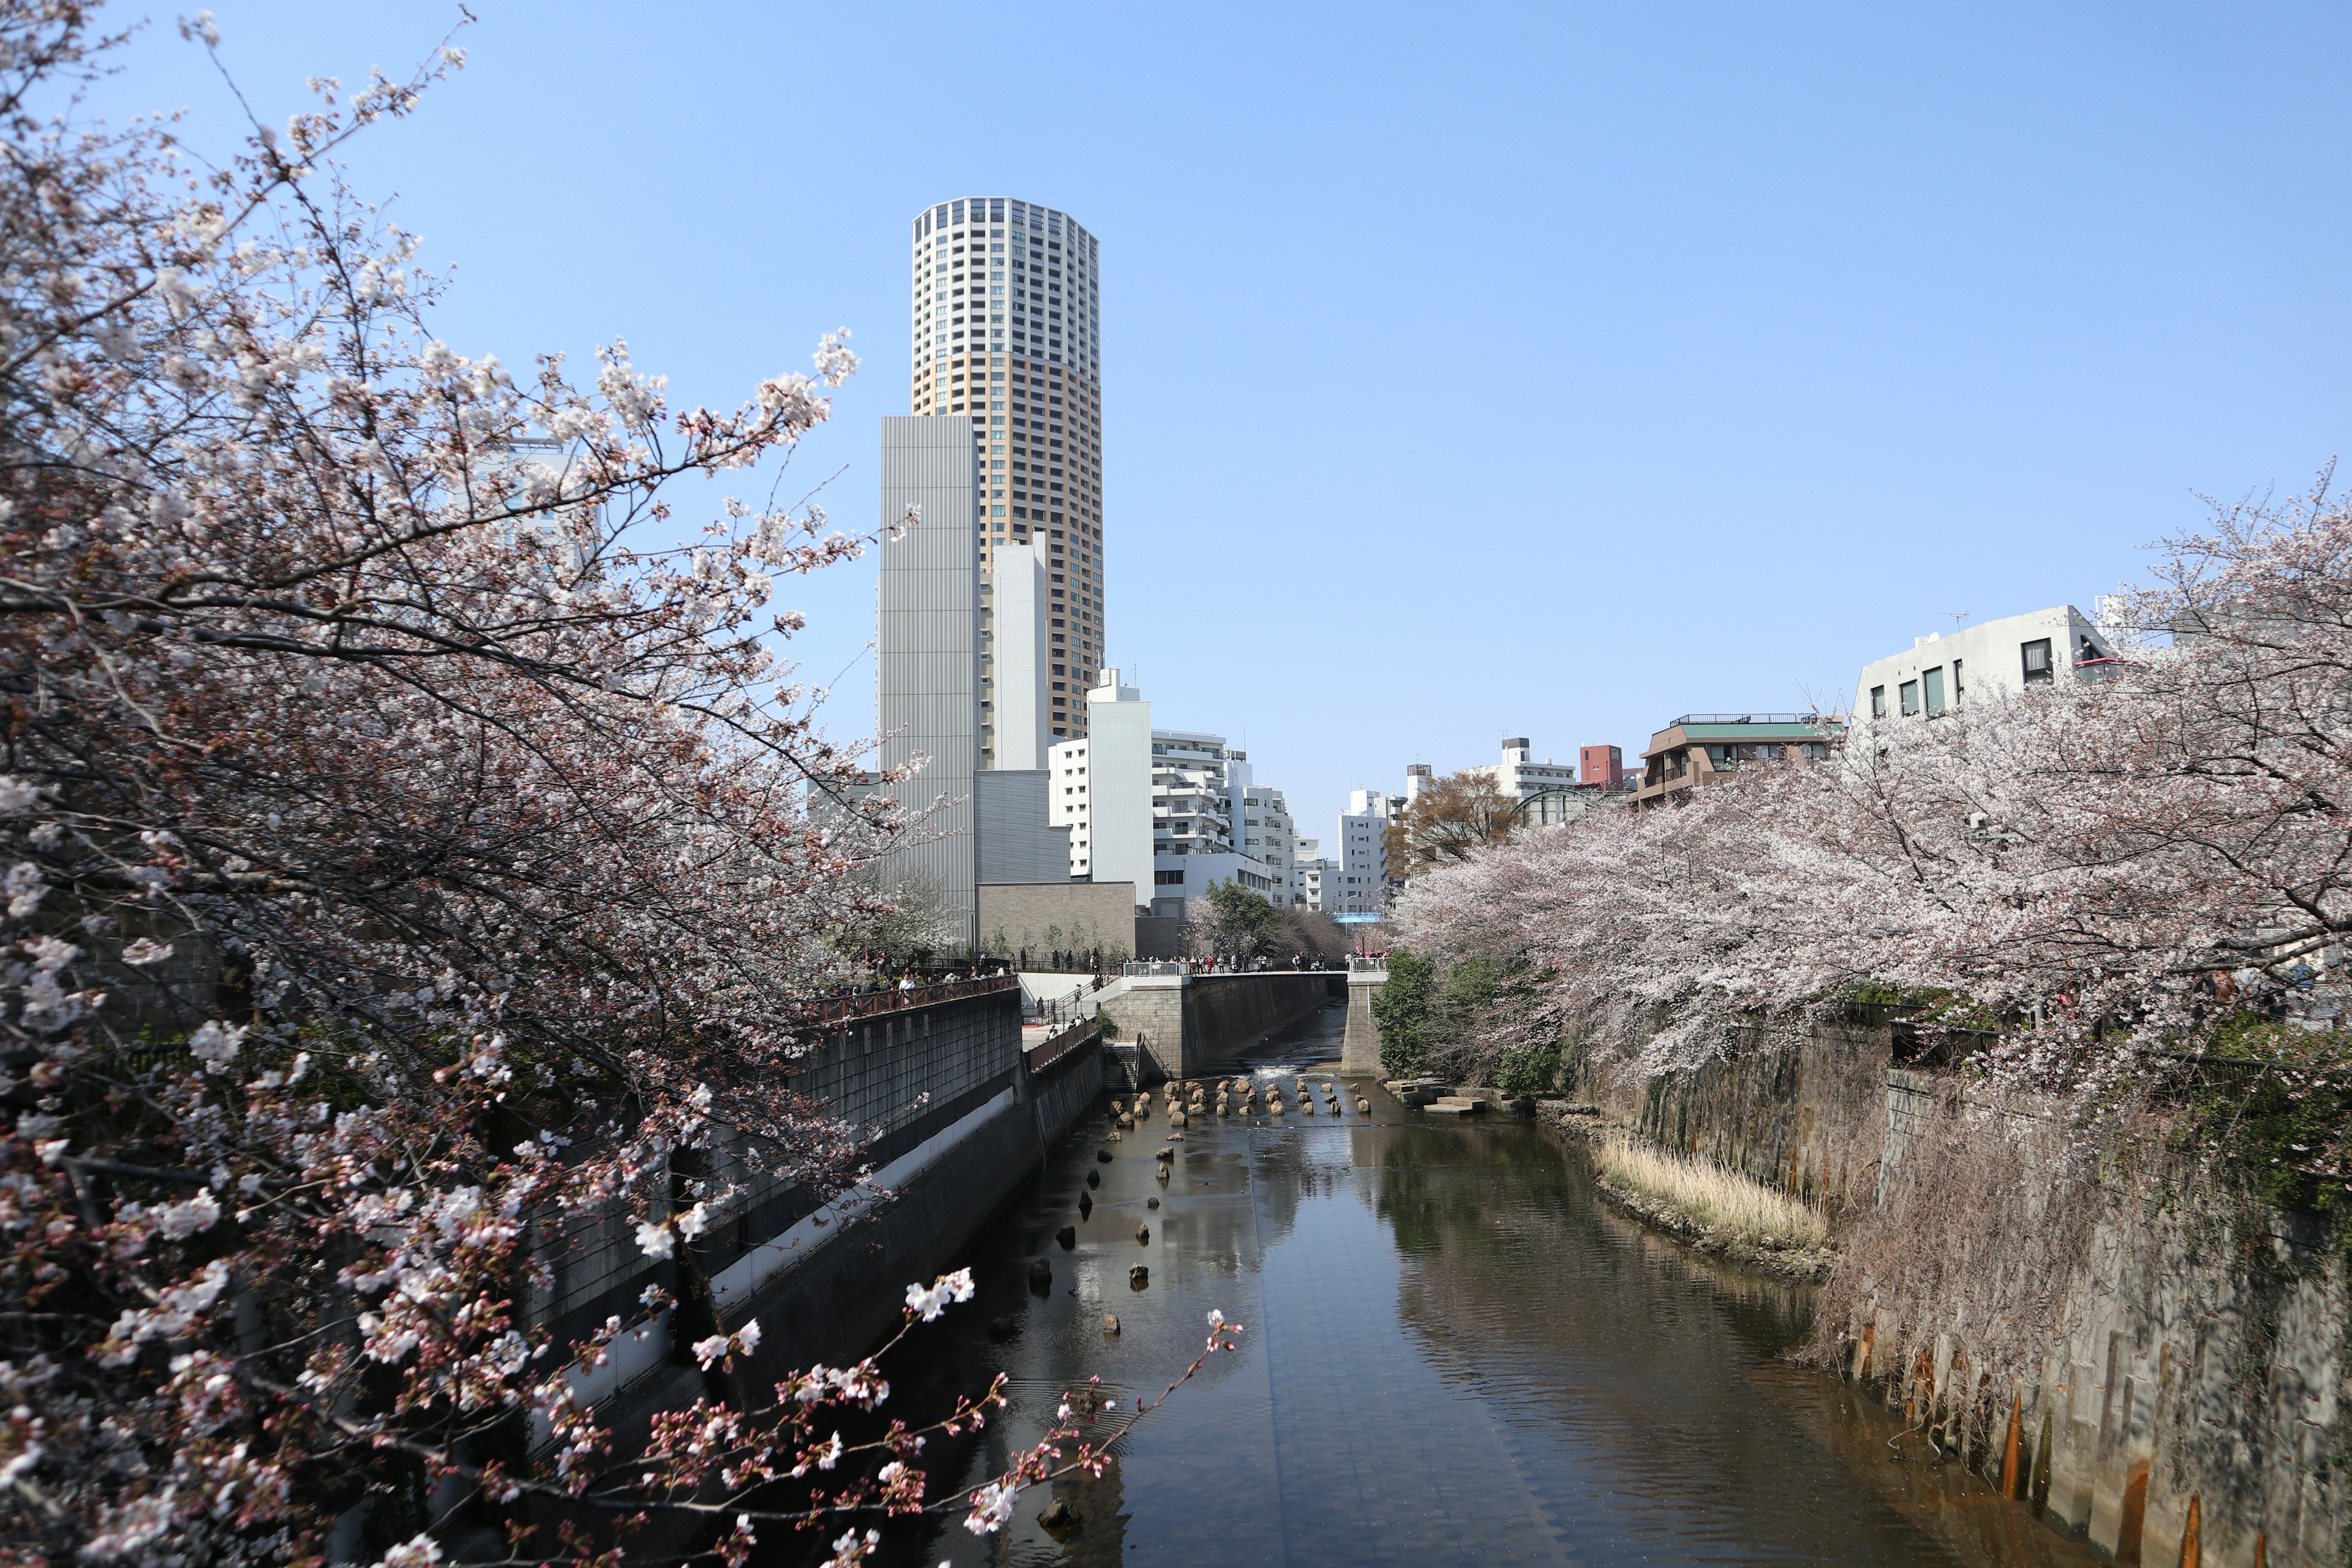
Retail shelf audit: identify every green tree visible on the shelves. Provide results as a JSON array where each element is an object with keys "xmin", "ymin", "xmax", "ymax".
[
  {"xmin": 1371, "ymin": 949, "xmax": 1440, "ymax": 1074},
  {"xmin": 1189, "ymin": 878, "xmax": 1285, "ymax": 958}
]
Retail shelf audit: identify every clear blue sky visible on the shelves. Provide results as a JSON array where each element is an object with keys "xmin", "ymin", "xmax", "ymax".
[{"xmin": 88, "ymin": 1, "xmax": 2352, "ymax": 840}]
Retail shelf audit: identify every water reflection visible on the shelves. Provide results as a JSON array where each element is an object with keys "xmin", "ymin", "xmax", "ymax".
[{"xmin": 850, "ymin": 1003, "xmax": 2097, "ymax": 1567}]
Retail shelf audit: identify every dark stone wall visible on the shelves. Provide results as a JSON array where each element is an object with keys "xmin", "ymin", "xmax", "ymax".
[
  {"xmin": 1179, "ymin": 974, "xmax": 1335, "ymax": 1074},
  {"xmin": 1631, "ymin": 1020, "xmax": 1891, "ymax": 1214}
]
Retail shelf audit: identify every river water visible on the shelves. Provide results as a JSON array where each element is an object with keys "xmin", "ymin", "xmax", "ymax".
[{"xmin": 867, "ymin": 1001, "xmax": 2100, "ymax": 1567}]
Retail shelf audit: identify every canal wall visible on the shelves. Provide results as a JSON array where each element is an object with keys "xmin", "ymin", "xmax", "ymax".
[
  {"xmin": 1093, "ymin": 971, "xmax": 1336, "ymax": 1080},
  {"xmin": 1564, "ymin": 1015, "xmax": 1894, "ymax": 1215},
  {"xmin": 529, "ymin": 989, "xmax": 1110, "ymax": 1458},
  {"xmin": 1554, "ymin": 1020, "xmax": 2348, "ymax": 1567}
]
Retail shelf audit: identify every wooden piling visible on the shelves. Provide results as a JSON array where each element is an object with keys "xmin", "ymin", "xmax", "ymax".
[
  {"xmin": 2176, "ymin": 1493, "xmax": 2199, "ymax": 1568},
  {"xmin": 2000, "ymin": 1393, "xmax": 2022, "ymax": 1496}
]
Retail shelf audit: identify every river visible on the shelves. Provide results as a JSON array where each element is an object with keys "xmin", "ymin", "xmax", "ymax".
[{"xmin": 861, "ymin": 1000, "xmax": 2100, "ymax": 1567}]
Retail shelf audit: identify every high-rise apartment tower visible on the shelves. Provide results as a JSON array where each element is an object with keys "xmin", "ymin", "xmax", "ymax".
[{"xmin": 908, "ymin": 197, "xmax": 1103, "ymax": 764}]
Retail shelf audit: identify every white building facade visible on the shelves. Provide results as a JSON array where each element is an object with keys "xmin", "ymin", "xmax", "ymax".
[
  {"xmin": 1146, "ymin": 729, "xmax": 1280, "ymax": 919},
  {"xmin": 1332, "ymin": 789, "xmax": 1401, "ymax": 918},
  {"xmin": 1049, "ymin": 668, "xmax": 1153, "ymax": 903},
  {"xmin": 1292, "ymin": 839, "xmax": 1336, "ymax": 911},
  {"xmin": 1240, "ymin": 785, "xmax": 1297, "ymax": 902},
  {"xmin": 1466, "ymin": 737, "xmax": 1581, "ymax": 800},
  {"xmin": 1855, "ymin": 606, "xmax": 2119, "ymax": 728},
  {"xmin": 979, "ymin": 540, "xmax": 1052, "ymax": 770}
]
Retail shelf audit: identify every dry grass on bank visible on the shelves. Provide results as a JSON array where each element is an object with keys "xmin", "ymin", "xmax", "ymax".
[{"xmin": 1593, "ymin": 1135, "xmax": 1829, "ymax": 1251}]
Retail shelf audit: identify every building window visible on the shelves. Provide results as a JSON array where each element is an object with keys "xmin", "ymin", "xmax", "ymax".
[
  {"xmin": 1899, "ymin": 679, "xmax": 1921, "ymax": 717},
  {"xmin": 1871, "ymin": 685, "xmax": 1887, "ymax": 720},
  {"xmin": 1951, "ymin": 658, "xmax": 1964, "ymax": 703},
  {"xmin": 2021, "ymin": 639, "xmax": 2053, "ymax": 684},
  {"xmin": 1923, "ymin": 666, "xmax": 1946, "ymax": 717}
]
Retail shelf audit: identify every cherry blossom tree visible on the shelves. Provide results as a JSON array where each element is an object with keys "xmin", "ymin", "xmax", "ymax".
[
  {"xmin": 1396, "ymin": 478, "xmax": 2352, "ymax": 1193},
  {"xmin": 0, "ymin": 7, "xmax": 1239, "ymax": 1564}
]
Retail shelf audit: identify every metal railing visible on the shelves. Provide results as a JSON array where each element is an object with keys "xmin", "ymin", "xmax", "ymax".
[
  {"xmin": 1024, "ymin": 978, "xmax": 1102, "ymax": 1029},
  {"xmin": 1025, "ymin": 1013, "xmax": 1099, "ymax": 1073},
  {"xmin": 784, "ymin": 973, "xmax": 1017, "ymax": 1030},
  {"xmin": 1347, "ymin": 956, "xmax": 1389, "ymax": 973},
  {"xmin": 1120, "ymin": 959, "xmax": 1193, "ymax": 977}
]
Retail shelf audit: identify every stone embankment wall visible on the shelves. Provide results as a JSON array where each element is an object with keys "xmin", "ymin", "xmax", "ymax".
[
  {"xmin": 1559, "ymin": 1020, "xmax": 2347, "ymax": 1568},
  {"xmin": 1568, "ymin": 1017, "xmax": 1893, "ymax": 1215}
]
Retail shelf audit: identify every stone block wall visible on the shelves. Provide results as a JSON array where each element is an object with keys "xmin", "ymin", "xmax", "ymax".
[
  {"xmin": 1092, "ymin": 973, "xmax": 1337, "ymax": 1081},
  {"xmin": 1561, "ymin": 1017, "xmax": 2347, "ymax": 1567},
  {"xmin": 977, "ymin": 881, "xmax": 1137, "ymax": 959},
  {"xmin": 1182, "ymin": 974, "xmax": 1333, "ymax": 1073},
  {"xmin": 1340, "ymin": 972, "xmax": 1382, "ymax": 1073}
]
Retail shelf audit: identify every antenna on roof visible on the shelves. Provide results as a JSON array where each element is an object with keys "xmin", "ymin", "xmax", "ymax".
[{"xmin": 1942, "ymin": 611, "xmax": 1970, "ymax": 632}]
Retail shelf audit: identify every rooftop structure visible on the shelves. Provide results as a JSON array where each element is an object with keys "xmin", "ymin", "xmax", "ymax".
[{"xmin": 1634, "ymin": 713, "xmax": 1844, "ymax": 809}]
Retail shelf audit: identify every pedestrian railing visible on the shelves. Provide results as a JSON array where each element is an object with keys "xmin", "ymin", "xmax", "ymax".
[
  {"xmin": 1025, "ymin": 1012, "xmax": 1099, "ymax": 1073},
  {"xmin": 785, "ymin": 973, "xmax": 1017, "ymax": 1031}
]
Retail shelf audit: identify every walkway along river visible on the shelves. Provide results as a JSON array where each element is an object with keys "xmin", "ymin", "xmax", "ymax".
[{"xmin": 835, "ymin": 1002, "xmax": 2103, "ymax": 1567}]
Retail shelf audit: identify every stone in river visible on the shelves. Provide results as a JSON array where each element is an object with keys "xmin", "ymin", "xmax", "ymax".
[
  {"xmin": 1102, "ymin": 1312, "xmax": 1121, "ymax": 1333},
  {"xmin": 1129, "ymin": 1264, "xmax": 1149, "ymax": 1288},
  {"xmin": 1057, "ymin": 1225, "xmax": 1077, "ymax": 1248},
  {"xmin": 1135, "ymin": 1223, "xmax": 1150, "ymax": 1244}
]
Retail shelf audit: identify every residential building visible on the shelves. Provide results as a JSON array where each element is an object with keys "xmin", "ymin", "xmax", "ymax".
[
  {"xmin": 1291, "ymin": 839, "xmax": 1337, "ymax": 912},
  {"xmin": 874, "ymin": 416, "xmax": 981, "ymax": 949},
  {"xmin": 1854, "ymin": 606, "xmax": 2120, "ymax": 726},
  {"xmin": 1404, "ymin": 762, "xmax": 1434, "ymax": 802},
  {"xmin": 1147, "ymin": 730, "xmax": 1279, "ymax": 918},
  {"xmin": 1048, "ymin": 668, "xmax": 1153, "ymax": 903},
  {"xmin": 1580, "ymin": 745, "xmax": 1624, "ymax": 790},
  {"xmin": 1634, "ymin": 714, "xmax": 1844, "ymax": 809},
  {"xmin": 1466, "ymin": 737, "xmax": 1582, "ymax": 801},
  {"xmin": 1240, "ymin": 786, "xmax": 1297, "ymax": 902},
  {"xmin": 907, "ymin": 198, "xmax": 1104, "ymax": 753},
  {"xmin": 1333, "ymin": 788, "xmax": 1402, "ymax": 917}
]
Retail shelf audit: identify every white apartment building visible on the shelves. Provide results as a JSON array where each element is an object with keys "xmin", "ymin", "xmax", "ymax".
[
  {"xmin": 1333, "ymin": 788, "xmax": 1401, "ymax": 918},
  {"xmin": 908, "ymin": 198, "xmax": 1104, "ymax": 756},
  {"xmin": 1466, "ymin": 737, "xmax": 1581, "ymax": 800},
  {"xmin": 1240, "ymin": 786, "xmax": 1297, "ymax": 899},
  {"xmin": 1855, "ymin": 606, "xmax": 2120, "ymax": 728},
  {"xmin": 1049, "ymin": 668, "xmax": 1153, "ymax": 904},
  {"xmin": 1147, "ymin": 729, "xmax": 1280, "ymax": 919},
  {"xmin": 1292, "ymin": 838, "xmax": 1336, "ymax": 912}
]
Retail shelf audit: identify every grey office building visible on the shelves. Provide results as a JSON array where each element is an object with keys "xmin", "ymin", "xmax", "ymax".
[{"xmin": 876, "ymin": 417, "xmax": 982, "ymax": 951}]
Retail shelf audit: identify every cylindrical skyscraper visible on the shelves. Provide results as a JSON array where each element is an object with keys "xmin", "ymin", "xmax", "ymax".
[{"xmin": 908, "ymin": 197, "xmax": 1102, "ymax": 763}]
